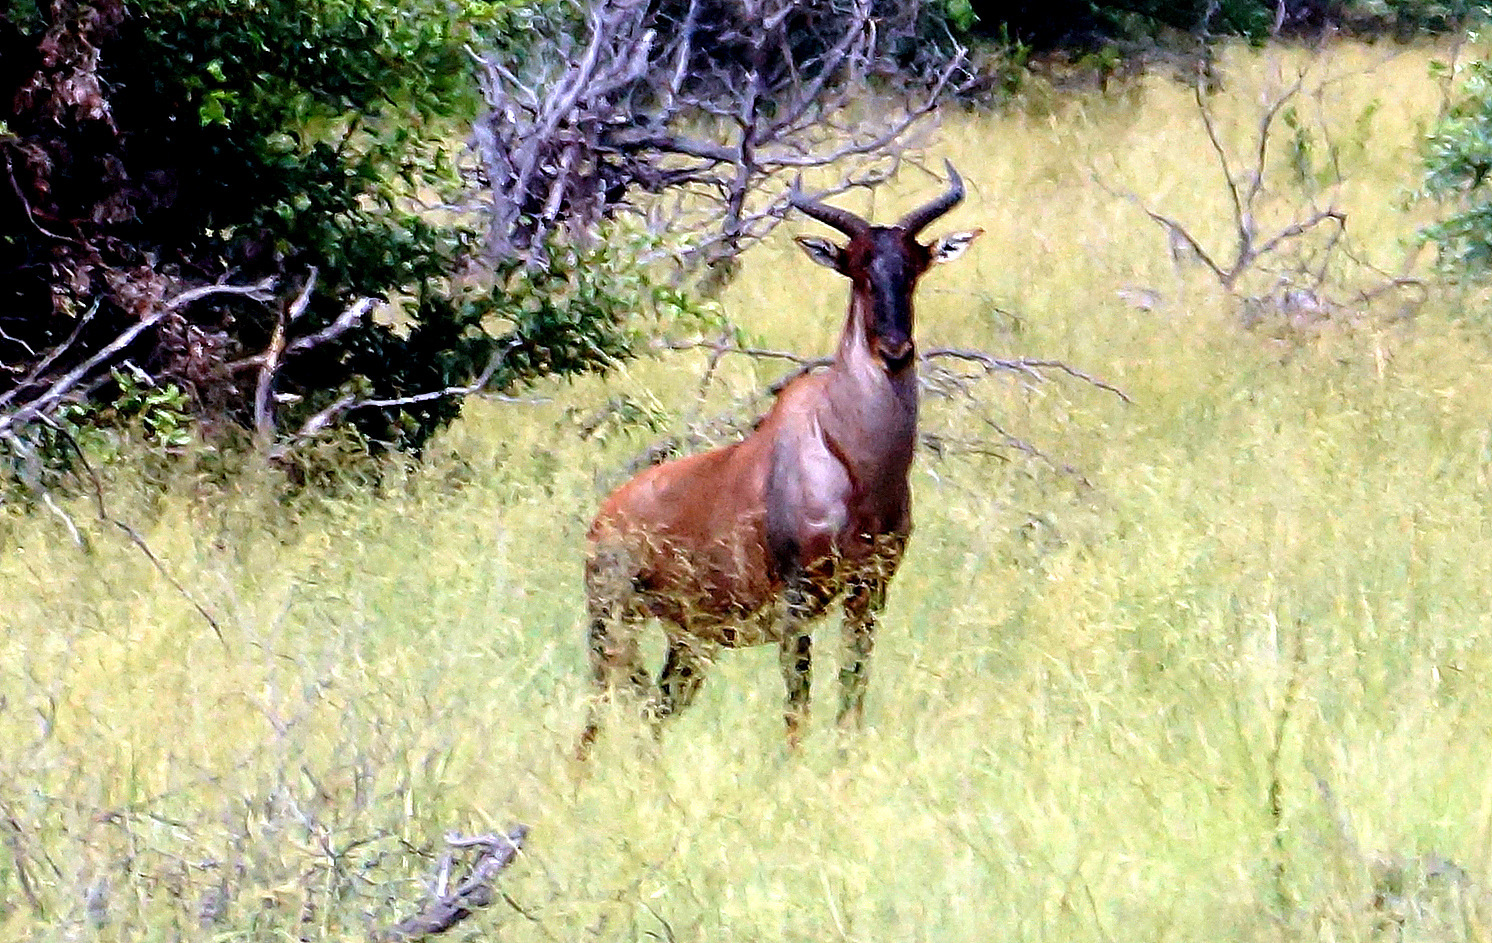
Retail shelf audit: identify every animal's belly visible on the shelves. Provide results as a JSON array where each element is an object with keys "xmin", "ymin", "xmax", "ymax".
[
  {"xmin": 632, "ymin": 562, "xmax": 851, "ymax": 648},
  {"xmin": 630, "ymin": 575, "xmax": 781, "ymax": 647}
]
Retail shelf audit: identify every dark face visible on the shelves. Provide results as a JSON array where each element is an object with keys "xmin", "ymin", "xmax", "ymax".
[{"xmin": 846, "ymin": 228, "xmax": 932, "ymax": 369}]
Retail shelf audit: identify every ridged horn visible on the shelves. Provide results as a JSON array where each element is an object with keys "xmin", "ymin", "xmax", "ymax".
[
  {"xmin": 896, "ymin": 159, "xmax": 964, "ymax": 236},
  {"xmin": 789, "ymin": 178, "xmax": 870, "ymax": 239}
]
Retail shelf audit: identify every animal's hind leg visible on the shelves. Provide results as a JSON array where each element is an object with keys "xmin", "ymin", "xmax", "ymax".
[
  {"xmin": 651, "ymin": 637, "xmax": 714, "ymax": 723},
  {"xmin": 576, "ymin": 607, "xmax": 651, "ymax": 760}
]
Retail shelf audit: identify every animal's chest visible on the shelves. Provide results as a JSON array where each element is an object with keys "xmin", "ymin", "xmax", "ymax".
[{"xmin": 835, "ymin": 426, "xmax": 916, "ymax": 534}]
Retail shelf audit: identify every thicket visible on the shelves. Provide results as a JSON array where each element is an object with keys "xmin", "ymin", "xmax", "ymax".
[
  {"xmin": 1, "ymin": 0, "xmax": 982, "ymax": 490},
  {"xmin": 0, "ymin": 0, "xmax": 693, "ymax": 489}
]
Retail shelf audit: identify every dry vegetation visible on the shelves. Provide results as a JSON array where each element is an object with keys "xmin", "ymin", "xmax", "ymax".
[{"xmin": 6, "ymin": 40, "xmax": 1492, "ymax": 942}]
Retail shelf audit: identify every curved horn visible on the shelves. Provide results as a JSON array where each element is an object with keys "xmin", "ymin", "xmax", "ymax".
[
  {"xmin": 790, "ymin": 178, "xmax": 869, "ymax": 239},
  {"xmin": 897, "ymin": 159, "xmax": 964, "ymax": 236}
]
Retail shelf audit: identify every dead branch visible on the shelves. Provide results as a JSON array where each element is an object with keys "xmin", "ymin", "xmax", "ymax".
[
  {"xmin": 652, "ymin": 336, "xmax": 828, "ymax": 368},
  {"xmin": 468, "ymin": 0, "xmax": 970, "ymax": 273},
  {"xmin": 1101, "ymin": 50, "xmax": 1444, "ymax": 330},
  {"xmin": 252, "ymin": 270, "xmax": 316, "ymax": 445},
  {"xmin": 656, "ymin": 337, "xmax": 1129, "ymax": 402},
  {"xmin": 0, "ymin": 301, "xmax": 101, "ymax": 414},
  {"xmin": 2, "ymin": 146, "xmax": 83, "ymax": 246},
  {"xmin": 0, "ymin": 277, "xmax": 276, "ymax": 439},
  {"xmin": 1088, "ymin": 54, "xmax": 1435, "ymax": 329},
  {"xmin": 233, "ymin": 269, "xmax": 377, "ymax": 448},
  {"xmin": 605, "ymin": 334, "xmax": 1127, "ymax": 479},
  {"xmin": 267, "ymin": 338, "xmax": 521, "ymax": 461},
  {"xmin": 921, "ymin": 348, "xmax": 1132, "ymax": 403},
  {"xmin": 379, "ymin": 825, "xmax": 529, "ymax": 942}
]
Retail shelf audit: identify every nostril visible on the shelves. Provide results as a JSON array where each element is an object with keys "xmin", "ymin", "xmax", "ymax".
[{"xmin": 875, "ymin": 337, "xmax": 914, "ymax": 366}]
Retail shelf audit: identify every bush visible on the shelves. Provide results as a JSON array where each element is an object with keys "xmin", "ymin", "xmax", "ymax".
[
  {"xmin": 1, "ymin": 0, "xmax": 690, "ymax": 479},
  {"xmin": 1422, "ymin": 50, "xmax": 1492, "ymax": 278}
]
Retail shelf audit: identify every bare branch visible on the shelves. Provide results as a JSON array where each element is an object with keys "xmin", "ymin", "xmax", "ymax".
[
  {"xmin": 379, "ymin": 826, "xmax": 529, "ymax": 942},
  {"xmin": 652, "ymin": 336, "xmax": 827, "ymax": 367},
  {"xmin": 0, "ymin": 299, "xmax": 100, "ymax": 413},
  {"xmin": 656, "ymin": 336, "xmax": 1130, "ymax": 403},
  {"xmin": 268, "ymin": 338, "xmax": 521, "ymax": 460},
  {"xmin": 468, "ymin": 0, "xmax": 970, "ymax": 273},
  {"xmin": 1245, "ymin": 72, "xmax": 1307, "ymax": 218},
  {"xmin": 612, "ymin": 332, "xmax": 1125, "ymax": 483},
  {"xmin": 1101, "ymin": 61, "xmax": 1356, "ymax": 305},
  {"xmin": 982, "ymin": 418, "xmax": 1091, "ymax": 485},
  {"xmin": 243, "ymin": 272, "xmax": 376, "ymax": 447},
  {"xmin": 922, "ymin": 348, "xmax": 1133, "ymax": 403},
  {"xmin": 1247, "ymin": 208, "xmax": 1346, "ymax": 267},
  {"xmin": 1194, "ymin": 80, "xmax": 1244, "ymax": 233},
  {"xmin": 1092, "ymin": 173, "xmax": 1230, "ymax": 284},
  {"xmin": 2, "ymin": 146, "xmax": 83, "ymax": 246},
  {"xmin": 286, "ymin": 300, "xmax": 373, "ymax": 357},
  {"xmin": 0, "ymin": 277, "xmax": 275, "ymax": 438}
]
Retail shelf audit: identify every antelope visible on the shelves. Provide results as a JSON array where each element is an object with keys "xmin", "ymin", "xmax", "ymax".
[{"xmin": 579, "ymin": 161, "xmax": 980, "ymax": 755}]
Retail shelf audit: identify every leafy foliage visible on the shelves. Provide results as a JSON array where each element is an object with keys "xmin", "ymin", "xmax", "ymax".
[
  {"xmin": 1, "ymin": 0, "xmax": 691, "ymax": 476},
  {"xmin": 1422, "ymin": 51, "xmax": 1492, "ymax": 276}
]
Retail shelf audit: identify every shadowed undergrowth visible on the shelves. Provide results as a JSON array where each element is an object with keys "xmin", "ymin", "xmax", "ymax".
[{"xmin": 4, "ymin": 40, "xmax": 1492, "ymax": 942}]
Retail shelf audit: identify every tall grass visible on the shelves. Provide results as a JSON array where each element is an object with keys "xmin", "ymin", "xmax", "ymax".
[{"xmin": 4, "ymin": 40, "xmax": 1492, "ymax": 942}]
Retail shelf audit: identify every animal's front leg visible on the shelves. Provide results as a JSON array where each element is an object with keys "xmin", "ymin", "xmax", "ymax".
[
  {"xmin": 576, "ymin": 608, "xmax": 650, "ymax": 760},
  {"xmin": 777, "ymin": 584, "xmax": 815, "ymax": 749},
  {"xmin": 838, "ymin": 577, "xmax": 880, "ymax": 729}
]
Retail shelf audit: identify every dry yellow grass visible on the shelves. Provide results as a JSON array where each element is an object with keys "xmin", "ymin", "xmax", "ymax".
[{"xmin": 4, "ymin": 38, "xmax": 1492, "ymax": 942}]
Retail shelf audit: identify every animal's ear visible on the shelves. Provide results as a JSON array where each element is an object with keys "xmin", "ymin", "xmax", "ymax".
[
  {"xmin": 795, "ymin": 235, "xmax": 845, "ymax": 271},
  {"xmin": 929, "ymin": 228, "xmax": 983, "ymax": 265}
]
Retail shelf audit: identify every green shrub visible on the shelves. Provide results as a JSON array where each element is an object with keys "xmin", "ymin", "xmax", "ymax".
[
  {"xmin": 1, "ymin": 0, "xmax": 690, "ymax": 477},
  {"xmin": 1422, "ymin": 50, "xmax": 1492, "ymax": 277}
]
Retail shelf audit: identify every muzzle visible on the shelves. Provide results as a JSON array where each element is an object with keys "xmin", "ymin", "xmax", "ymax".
[{"xmin": 875, "ymin": 336, "xmax": 915, "ymax": 369}]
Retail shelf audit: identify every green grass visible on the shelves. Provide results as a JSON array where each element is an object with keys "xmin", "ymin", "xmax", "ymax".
[{"xmin": 5, "ymin": 39, "xmax": 1492, "ymax": 942}]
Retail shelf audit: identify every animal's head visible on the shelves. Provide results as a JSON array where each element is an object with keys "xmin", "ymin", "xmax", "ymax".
[{"xmin": 792, "ymin": 160, "xmax": 981, "ymax": 370}]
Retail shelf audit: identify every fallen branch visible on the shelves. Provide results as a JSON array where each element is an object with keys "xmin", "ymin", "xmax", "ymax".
[
  {"xmin": 379, "ymin": 825, "xmax": 529, "ymax": 942},
  {"xmin": 0, "ymin": 300, "xmax": 100, "ymax": 413},
  {"xmin": 231, "ymin": 269, "xmax": 377, "ymax": 448}
]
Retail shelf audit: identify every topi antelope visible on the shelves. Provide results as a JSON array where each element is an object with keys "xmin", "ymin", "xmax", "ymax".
[{"xmin": 579, "ymin": 161, "xmax": 981, "ymax": 755}]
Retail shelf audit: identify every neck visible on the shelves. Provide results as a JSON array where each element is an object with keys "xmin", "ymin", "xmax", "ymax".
[
  {"xmin": 835, "ymin": 291, "xmax": 918, "ymax": 396},
  {"xmin": 817, "ymin": 292, "xmax": 919, "ymax": 504}
]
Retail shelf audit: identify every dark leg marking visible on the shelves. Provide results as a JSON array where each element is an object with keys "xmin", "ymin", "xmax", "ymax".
[
  {"xmin": 778, "ymin": 581, "xmax": 817, "ymax": 748},
  {"xmin": 653, "ymin": 639, "xmax": 711, "ymax": 720},
  {"xmin": 838, "ymin": 577, "xmax": 880, "ymax": 728}
]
